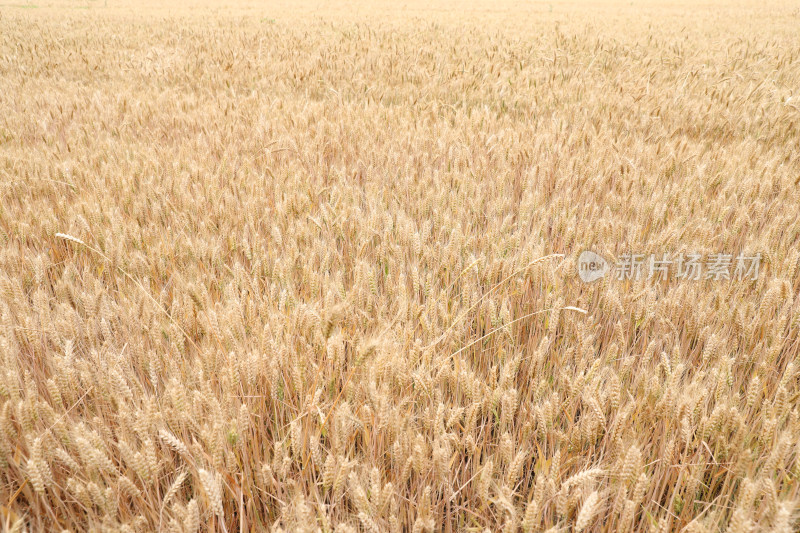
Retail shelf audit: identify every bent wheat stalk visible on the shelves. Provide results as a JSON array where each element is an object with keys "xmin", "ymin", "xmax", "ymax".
[
  {"xmin": 56, "ymin": 232, "xmax": 204, "ymax": 358},
  {"xmin": 424, "ymin": 253, "xmax": 565, "ymax": 351}
]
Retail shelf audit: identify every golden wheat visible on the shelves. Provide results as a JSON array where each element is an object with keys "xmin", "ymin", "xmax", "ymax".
[{"xmin": 1, "ymin": 0, "xmax": 800, "ymax": 531}]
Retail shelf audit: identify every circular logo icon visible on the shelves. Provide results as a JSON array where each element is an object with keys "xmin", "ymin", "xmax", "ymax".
[{"xmin": 578, "ymin": 251, "xmax": 609, "ymax": 282}]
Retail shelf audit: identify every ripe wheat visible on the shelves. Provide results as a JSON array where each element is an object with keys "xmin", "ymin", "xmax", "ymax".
[{"xmin": 1, "ymin": 0, "xmax": 799, "ymax": 531}]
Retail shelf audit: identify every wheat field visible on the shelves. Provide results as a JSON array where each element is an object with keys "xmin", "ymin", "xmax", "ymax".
[{"xmin": 1, "ymin": 1, "xmax": 800, "ymax": 531}]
